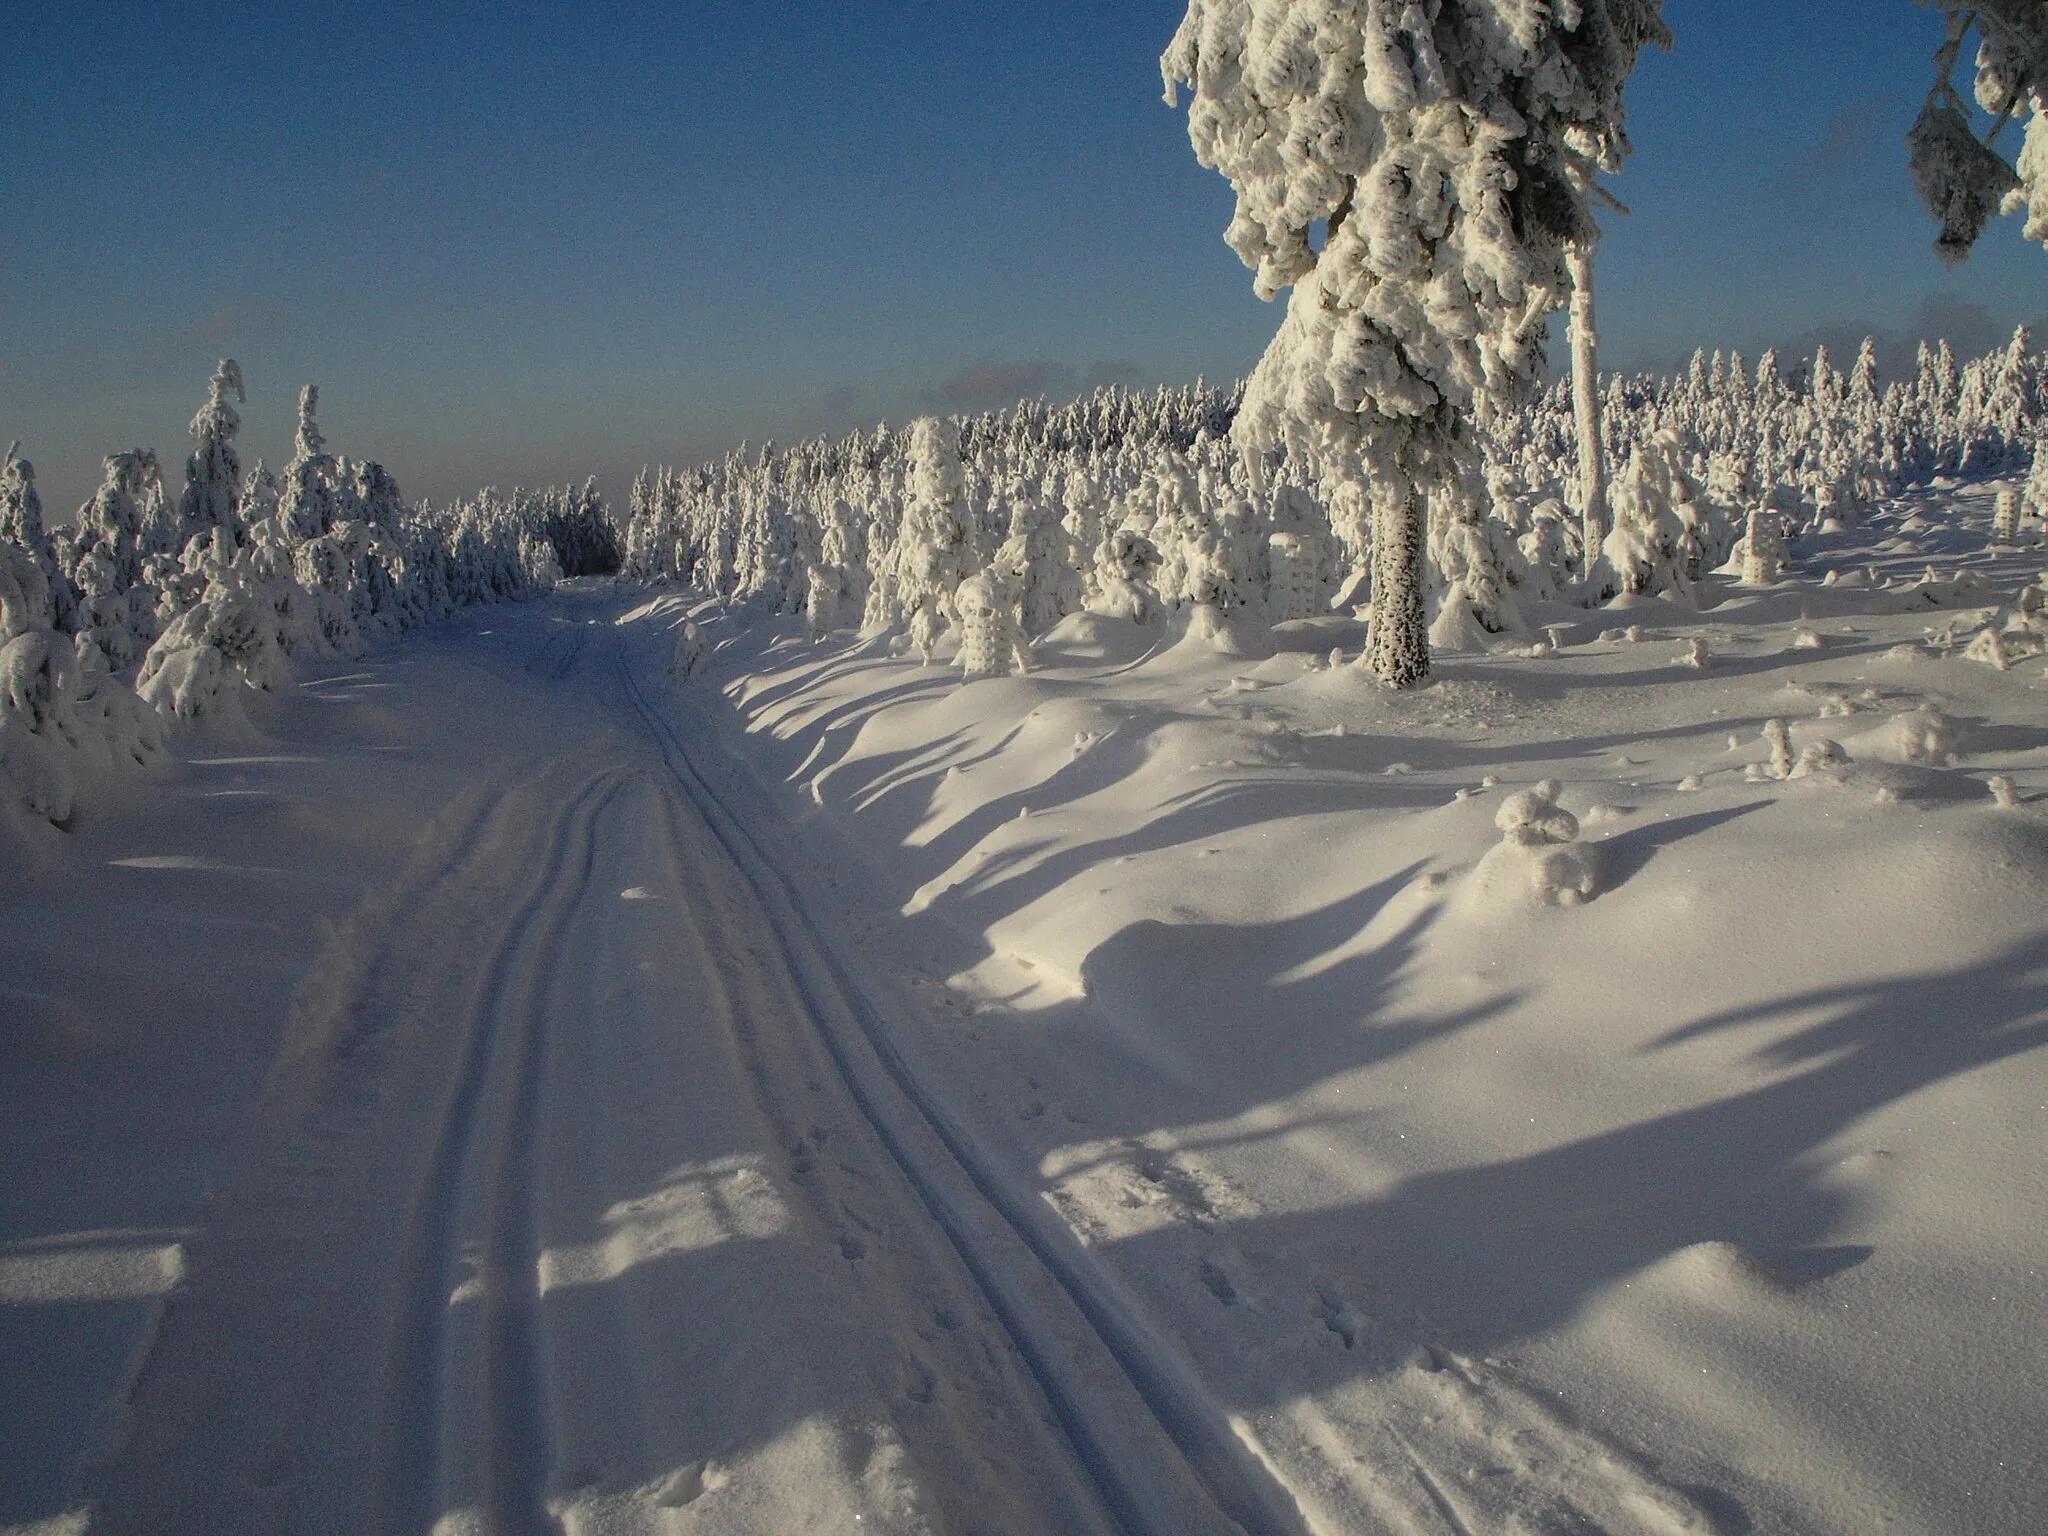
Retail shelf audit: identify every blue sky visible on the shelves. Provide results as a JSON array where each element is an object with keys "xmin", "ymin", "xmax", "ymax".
[{"xmin": 3, "ymin": 1, "xmax": 2043, "ymax": 517}]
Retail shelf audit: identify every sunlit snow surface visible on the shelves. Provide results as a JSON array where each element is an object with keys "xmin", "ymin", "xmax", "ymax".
[{"xmin": 4, "ymin": 485, "xmax": 2048, "ymax": 1534}]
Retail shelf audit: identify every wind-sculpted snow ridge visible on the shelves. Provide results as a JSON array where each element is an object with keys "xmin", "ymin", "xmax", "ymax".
[
  {"xmin": 621, "ymin": 328, "xmax": 2048, "ymax": 690},
  {"xmin": 0, "ymin": 365, "xmax": 614, "ymax": 836}
]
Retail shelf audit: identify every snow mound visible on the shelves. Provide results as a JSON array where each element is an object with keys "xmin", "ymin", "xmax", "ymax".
[{"xmin": 1841, "ymin": 706, "xmax": 1962, "ymax": 766}]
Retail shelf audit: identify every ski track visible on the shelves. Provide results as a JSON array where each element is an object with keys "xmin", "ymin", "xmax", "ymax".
[
  {"xmin": 84, "ymin": 616, "xmax": 1128, "ymax": 1535},
  {"xmin": 608, "ymin": 637, "xmax": 1286, "ymax": 1536},
  {"xmin": 77, "ymin": 602, "xmax": 1715, "ymax": 1535},
  {"xmin": 374, "ymin": 770, "xmax": 626, "ymax": 1534}
]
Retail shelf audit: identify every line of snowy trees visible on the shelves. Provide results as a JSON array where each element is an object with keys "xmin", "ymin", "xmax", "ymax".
[
  {"xmin": 619, "ymin": 328, "xmax": 2048, "ymax": 671},
  {"xmin": 1, "ymin": 360, "xmax": 605, "ymax": 828}
]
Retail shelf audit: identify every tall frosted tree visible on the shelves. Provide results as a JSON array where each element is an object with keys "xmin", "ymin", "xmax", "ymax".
[
  {"xmin": 177, "ymin": 358, "xmax": 246, "ymax": 551},
  {"xmin": 1163, "ymin": 0, "xmax": 1667, "ymax": 684},
  {"xmin": 1, "ymin": 443, "xmax": 45, "ymax": 548},
  {"xmin": 278, "ymin": 385, "xmax": 338, "ymax": 542},
  {"xmin": 894, "ymin": 417, "xmax": 975, "ymax": 659}
]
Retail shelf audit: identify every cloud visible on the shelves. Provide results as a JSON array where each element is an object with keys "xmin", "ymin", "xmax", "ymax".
[
  {"xmin": 921, "ymin": 359, "xmax": 1074, "ymax": 413},
  {"xmin": 917, "ymin": 358, "xmax": 1157, "ymax": 415},
  {"xmin": 1083, "ymin": 359, "xmax": 1144, "ymax": 388},
  {"xmin": 166, "ymin": 300, "xmax": 289, "ymax": 347},
  {"xmin": 1784, "ymin": 294, "xmax": 2037, "ymax": 387},
  {"xmin": 1779, "ymin": 95, "xmax": 1896, "ymax": 194}
]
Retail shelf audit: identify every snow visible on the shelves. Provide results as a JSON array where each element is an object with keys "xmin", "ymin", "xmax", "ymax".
[{"xmin": 4, "ymin": 479, "xmax": 2048, "ymax": 1534}]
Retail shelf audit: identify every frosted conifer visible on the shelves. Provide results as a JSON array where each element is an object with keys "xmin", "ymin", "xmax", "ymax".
[
  {"xmin": 178, "ymin": 359, "xmax": 246, "ymax": 551},
  {"xmin": 1909, "ymin": 4, "xmax": 2048, "ymax": 262},
  {"xmin": 2, "ymin": 443, "xmax": 45, "ymax": 548},
  {"xmin": 895, "ymin": 417, "xmax": 973, "ymax": 660},
  {"xmin": 955, "ymin": 568, "xmax": 1028, "ymax": 677},
  {"xmin": 279, "ymin": 386, "xmax": 339, "ymax": 542},
  {"xmin": 1163, "ymin": 0, "xmax": 1668, "ymax": 687},
  {"xmin": 1740, "ymin": 505, "xmax": 1786, "ymax": 586}
]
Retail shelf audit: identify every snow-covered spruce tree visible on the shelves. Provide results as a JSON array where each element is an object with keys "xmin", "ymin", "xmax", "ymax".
[
  {"xmin": 992, "ymin": 474, "xmax": 1077, "ymax": 635},
  {"xmin": 67, "ymin": 449, "xmax": 163, "ymax": 670},
  {"xmin": 1164, "ymin": 0, "xmax": 1668, "ymax": 686},
  {"xmin": 2, "ymin": 443, "xmax": 45, "ymax": 551},
  {"xmin": 1909, "ymin": 2, "xmax": 2048, "ymax": 264},
  {"xmin": 1740, "ymin": 503, "xmax": 1786, "ymax": 586},
  {"xmin": 1, "ymin": 444, "xmax": 76, "ymax": 633},
  {"xmin": 2026, "ymin": 427, "xmax": 2048, "ymax": 522},
  {"xmin": 278, "ymin": 385, "xmax": 338, "ymax": 543},
  {"xmin": 806, "ymin": 491, "xmax": 867, "ymax": 637},
  {"xmin": 894, "ymin": 417, "xmax": 973, "ymax": 659},
  {"xmin": 1428, "ymin": 463, "xmax": 1528, "ymax": 644},
  {"xmin": 177, "ymin": 359, "xmax": 246, "ymax": 552},
  {"xmin": 955, "ymin": 566, "xmax": 1029, "ymax": 677}
]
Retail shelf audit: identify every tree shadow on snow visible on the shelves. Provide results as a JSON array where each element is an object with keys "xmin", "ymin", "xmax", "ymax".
[{"xmin": 1083, "ymin": 929, "xmax": 2048, "ymax": 1404}]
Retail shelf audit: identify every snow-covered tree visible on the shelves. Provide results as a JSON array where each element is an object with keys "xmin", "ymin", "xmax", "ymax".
[
  {"xmin": 1909, "ymin": 2, "xmax": 2048, "ymax": 262},
  {"xmin": 278, "ymin": 386, "xmax": 339, "ymax": 542},
  {"xmin": 1567, "ymin": 245, "xmax": 1608, "ymax": 576},
  {"xmin": 894, "ymin": 417, "xmax": 973, "ymax": 659},
  {"xmin": 1, "ymin": 443, "xmax": 45, "ymax": 549},
  {"xmin": 1163, "ymin": 0, "xmax": 1668, "ymax": 686},
  {"xmin": 177, "ymin": 359, "xmax": 246, "ymax": 551},
  {"xmin": 955, "ymin": 567, "xmax": 1029, "ymax": 677}
]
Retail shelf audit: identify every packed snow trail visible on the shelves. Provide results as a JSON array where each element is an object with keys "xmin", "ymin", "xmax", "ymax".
[{"xmin": 77, "ymin": 597, "xmax": 1281, "ymax": 1535}]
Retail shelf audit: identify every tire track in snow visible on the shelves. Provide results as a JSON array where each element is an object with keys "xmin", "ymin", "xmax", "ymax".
[{"xmin": 608, "ymin": 634, "xmax": 1306, "ymax": 1536}]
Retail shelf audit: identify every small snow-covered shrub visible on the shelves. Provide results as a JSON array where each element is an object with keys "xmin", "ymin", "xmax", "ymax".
[
  {"xmin": 670, "ymin": 618, "xmax": 711, "ymax": 679},
  {"xmin": 1465, "ymin": 779, "xmax": 1595, "ymax": 909}
]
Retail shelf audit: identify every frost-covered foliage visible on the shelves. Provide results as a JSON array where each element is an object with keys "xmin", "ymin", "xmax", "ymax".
[
  {"xmin": 178, "ymin": 358, "xmax": 246, "ymax": 551},
  {"xmin": 1162, "ymin": 0, "xmax": 1670, "ymax": 685},
  {"xmin": 623, "ymin": 328, "xmax": 2048, "ymax": 680},
  {"xmin": 536, "ymin": 477, "xmax": 622, "ymax": 576},
  {"xmin": 1910, "ymin": 2, "xmax": 2048, "ymax": 262},
  {"xmin": 892, "ymin": 417, "xmax": 974, "ymax": 660},
  {"xmin": 0, "ymin": 363, "xmax": 568, "ymax": 826},
  {"xmin": 955, "ymin": 568, "xmax": 1028, "ymax": 678}
]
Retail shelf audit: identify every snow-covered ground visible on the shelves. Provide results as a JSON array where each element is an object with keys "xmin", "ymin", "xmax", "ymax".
[{"xmin": 5, "ymin": 481, "xmax": 2048, "ymax": 1534}]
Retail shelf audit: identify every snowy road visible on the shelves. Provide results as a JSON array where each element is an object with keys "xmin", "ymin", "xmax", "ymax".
[{"xmin": 65, "ymin": 599, "xmax": 1277, "ymax": 1535}]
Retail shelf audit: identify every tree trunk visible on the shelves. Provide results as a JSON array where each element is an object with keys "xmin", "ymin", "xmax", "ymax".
[
  {"xmin": 1365, "ymin": 479, "xmax": 1429, "ymax": 688},
  {"xmin": 1568, "ymin": 244, "xmax": 1606, "ymax": 575}
]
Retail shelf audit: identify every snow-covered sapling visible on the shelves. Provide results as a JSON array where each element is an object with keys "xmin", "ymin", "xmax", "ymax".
[
  {"xmin": 1748, "ymin": 718, "xmax": 1795, "ymax": 781},
  {"xmin": 1741, "ymin": 506, "xmax": 1786, "ymax": 585},
  {"xmin": 1994, "ymin": 486, "xmax": 2022, "ymax": 543},
  {"xmin": 1490, "ymin": 778, "xmax": 1596, "ymax": 905},
  {"xmin": 1496, "ymin": 780, "xmax": 1580, "ymax": 847},
  {"xmin": 955, "ymin": 568, "xmax": 1028, "ymax": 678},
  {"xmin": 1787, "ymin": 739, "xmax": 1849, "ymax": 779},
  {"xmin": 671, "ymin": 618, "xmax": 711, "ymax": 678}
]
